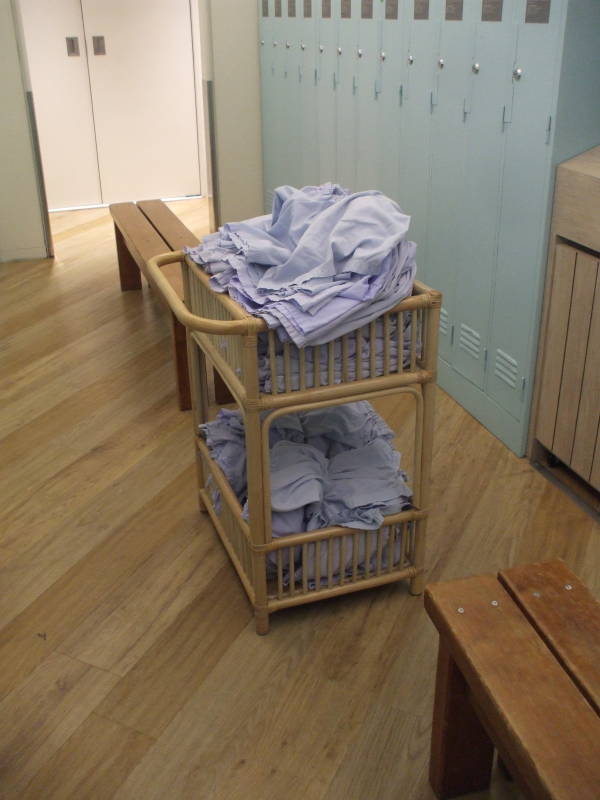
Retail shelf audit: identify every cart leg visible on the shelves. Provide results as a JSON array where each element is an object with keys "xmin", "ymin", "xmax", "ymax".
[
  {"xmin": 254, "ymin": 608, "xmax": 270, "ymax": 635},
  {"xmin": 410, "ymin": 571, "xmax": 425, "ymax": 596}
]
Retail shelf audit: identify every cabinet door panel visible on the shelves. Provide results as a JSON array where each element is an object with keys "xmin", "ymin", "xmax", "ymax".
[
  {"xmin": 280, "ymin": 11, "xmax": 304, "ymax": 190},
  {"xmin": 553, "ymin": 251, "xmax": 597, "ymax": 465},
  {"xmin": 535, "ymin": 243, "xmax": 576, "ymax": 450},
  {"xmin": 571, "ymin": 257, "xmax": 600, "ymax": 481},
  {"xmin": 82, "ymin": 0, "xmax": 200, "ymax": 204},
  {"xmin": 260, "ymin": 3, "xmax": 279, "ymax": 208},
  {"xmin": 486, "ymin": 0, "xmax": 564, "ymax": 420},
  {"xmin": 20, "ymin": 0, "xmax": 101, "ymax": 208}
]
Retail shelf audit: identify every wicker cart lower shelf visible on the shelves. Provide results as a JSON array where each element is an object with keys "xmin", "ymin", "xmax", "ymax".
[{"xmin": 147, "ymin": 251, "xmax": 441, "ymax": 634}]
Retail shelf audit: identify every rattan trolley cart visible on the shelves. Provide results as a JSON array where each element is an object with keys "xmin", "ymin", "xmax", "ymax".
[{"xmin": 147, "ymin": 251, "xmax": 441, "ymax": 634}]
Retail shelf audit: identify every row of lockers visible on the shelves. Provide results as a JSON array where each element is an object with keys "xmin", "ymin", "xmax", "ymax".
[
  {"xmin": 258, "ymin": 0, "xmax": 600, "ymax": 453},
  {"xmin": 262, "ymin": 0, "xmax": 552, "ymax": 23}
]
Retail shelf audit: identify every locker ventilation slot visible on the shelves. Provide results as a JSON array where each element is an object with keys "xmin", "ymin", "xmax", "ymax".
[
  {"xmin": 439, "ymin": 308, "xmax": 449, "ymax": 337},
  {"xmin": 494, "ymin": 349, "xmax": 518, "ymax": 389},
  {"xmin": 459, "ymin": 324, "xmax": 481, "ymax": 360}
]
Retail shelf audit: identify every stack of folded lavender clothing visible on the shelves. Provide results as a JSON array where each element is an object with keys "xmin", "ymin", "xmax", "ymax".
[
  {"xmin": 199, "ymin": 401, "xmax": 412, "ymax": 585},
  {"xmin": 185, "ymin": 184, "xmax": 418, "ymax": 392}
]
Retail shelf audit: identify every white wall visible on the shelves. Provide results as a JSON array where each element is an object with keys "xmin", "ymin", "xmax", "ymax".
[
  {"xmin": 0, "ymin": 0, "xmax": 48, "ymax": 262},
  {"xmin": 201, "ymin": 0, "xmax": 264, "ymax": 225}
]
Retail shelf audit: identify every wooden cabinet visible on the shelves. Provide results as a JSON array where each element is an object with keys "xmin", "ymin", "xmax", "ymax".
[{"xmin": 532, "ymin": 146, "xmax": 600, "ymax": 496}]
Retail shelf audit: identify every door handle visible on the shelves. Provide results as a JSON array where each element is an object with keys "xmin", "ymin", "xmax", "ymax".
[{"xmin": 92, "ymin": 36, "xmax": 106, "ymax": 55}]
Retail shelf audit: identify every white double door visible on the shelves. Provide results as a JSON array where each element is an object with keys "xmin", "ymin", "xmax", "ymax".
[{"xmin": 20, "ymin": 0, "xmax": 201, "ymax": 209}]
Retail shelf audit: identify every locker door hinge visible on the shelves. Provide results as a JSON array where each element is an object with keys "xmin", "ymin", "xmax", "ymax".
[
  {"xmin": 333, "ymin": 72, "xmax": 337, "ymax": 91},
  {"xmin": 430, "ymin": 90, "xmax": 438, "ymax": 113},
  {"xmin": 374, "ymin": 79, "xmax": 381, "ymax": 99},
  {"xmin": 483, "ymin": 347, "xmax": 488, "ymax": 371},
  {"xmin": 450, "ymin": 324, "xmax": 455, "ymax": 346},
  {"xmin": 502, "ymin": 104, "xmax": 512, "ymax": 131},
  {"xmin": 521, "ymin": 376, "xmax": 527, "ymax": 399},
  {"xmin": 546, "ymin": 115, "xmax": 553, "ymax": 145},
  {"xmin": 353, "ymin": 75, "xmax": 358, "ymax": 95},
  {"xmin": 298, "ymin": 66, "xmax": 303, "ymax": 82},
  {"xmin": 314, "ymin": 68, "xmax": 318, "ymax": 85},
  {"xmin": 399, "ymin": 84, "xmax": 404, "ymax": 106},
  {"xmin": 462, "ymin": 98, "xmax": 471, "ymax": 123}
]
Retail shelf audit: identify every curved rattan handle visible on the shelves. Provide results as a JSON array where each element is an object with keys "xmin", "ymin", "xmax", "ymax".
[{"xmin": 146, "ymin": 252, "xmax": 263, "ymax": 335}]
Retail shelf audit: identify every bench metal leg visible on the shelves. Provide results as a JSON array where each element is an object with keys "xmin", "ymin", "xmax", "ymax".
[
  {"xmin": 115, "ymin": 225, "xmax": 142, "ymax": 291},
  {"xmin": 172, "ymin": 316, "xmax": 191, "ymax": 411},
  {"xmin": 430, "ymin": 640, "xmax": 494, "ymax": 799}
]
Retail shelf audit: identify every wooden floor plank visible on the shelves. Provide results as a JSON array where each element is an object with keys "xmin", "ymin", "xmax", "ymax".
[
  {"xmin": 19, "ymin": 713, "xmax": 155, "ymax": 800},
  {"xmin": 0, "ymin": 652, "xmax": 119, "ymax": 797},
  {"xmin": 97, "ymin": 564, "xmax": 252, "ymax": 738},
  {"xmin": 0, "ymin": 468, "xmax": 198, "ymax": 704}
]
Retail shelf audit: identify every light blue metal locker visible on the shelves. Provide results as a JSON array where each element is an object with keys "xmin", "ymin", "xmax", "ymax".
[
  {"xmin": 354, "ymin": 1, "xmax": 383, "ymax": 192},
  {"xmin": 425, "ymin": 0, "xmax": 477, "ymax": 365},
  {"xmin": 316, "ymin": 0, "xmax": 339, "ymax": 183},
  {"xmin": 450, "ymin": 2, "xmax": 517, "ymax": 387},
  {"xmin": 280, "ymin": 3, "xmax": 304, "ymax": 190},
  {"xmin": 298, "ymin": 2, "xmax": 320, "ymax": 185},
  {"xmin": 397, "ymin": 0, "xmax": 441, "ymax": 271},
  {"xmin": 259, "ymin": 1, "xmax": 280, "ymax": 210},
  {"xmin": 376, "ymin": 0, "xmax": 408, "ymax": 206},
  {"xmin": 336, "ymin": 1, "xmax": 360, "ymax": 189},
  {"xmin": 486, "ymin": 0, "xmax": 565, "ymax": 423}
]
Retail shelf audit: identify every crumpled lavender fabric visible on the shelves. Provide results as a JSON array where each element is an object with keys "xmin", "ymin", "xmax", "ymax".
[{"xmin": 185, "ymin": 184, "xmax": 417, "ymax": 347}]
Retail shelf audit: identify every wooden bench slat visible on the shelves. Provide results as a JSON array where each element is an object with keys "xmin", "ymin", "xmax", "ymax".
[
  {"xmin": 499, "ymin": 559, "xmax": 600, "ymax": 716},
  {"xmin": 425, "ymin": 575, "xmax": 600, "ymax": 800},
  {"xmin": 137, "ymin": 199, "xmax": 200, "ymax": 250},
  {"xmin": 109, "ymin": 203, "xmax": 169, "ymax": 269}
]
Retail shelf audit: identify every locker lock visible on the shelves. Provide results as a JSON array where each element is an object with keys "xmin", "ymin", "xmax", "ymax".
[
  {"xmin": 273, "ymin": 41, "xmax": 278, "ymax": 47},
  {"xmin": 408, "ymin": 55, "xmax": 414, "ymax": 65},
  {"xmin": 357, "ymin": 48, "xmax": 363, "ymax": 58},
  {"xmin": 337, "ymin": 46, "xmax": 342, "ymax": 55},
  {"xmin": 301, "ymin": 42, "xmax": 306, "ymax": 50},
  {"xmin": 438, "ymin": 57, "xmax": 444, "ymax": 68},
  {"xmin": 286, "ymin": 41, "xmax": 291, "ymax": 49},
  {"xmin": 472, "ymin": 62, "xmax": 480, "ymax": 74},
  {"xmin": 513, "ymin": 67, "xmax": 523, "ymax": 80},
  {"xmin": 260, "ymin": 40, "xmax": 265, "ymax": 46},
  {"xmin": 380, "ymin": 51, "xmax": 386, "ymax": 61},
  {"xmin": 319, "ymin": 44, "xmax": 324, "ymax": 53}
]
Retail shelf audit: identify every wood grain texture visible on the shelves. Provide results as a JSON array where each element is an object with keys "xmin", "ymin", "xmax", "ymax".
[
  {"xmin": 499, "ymin": 560, "xmax": 600, "ymax": 715},
  {"xmin": 18, "ymin": 713, "xmax": 154, "ymax": 800},
  {"xmin": 0, "ymin": 201, "xmax": 598, "ymax": 799},
  {"xmin": 552, "ymin": 250, "xmax": 597, "ymax": 464},
  {"xmin": 425, "ymin": 575, "xmax": 600, "ymax": 800},
  {"xmin": 570, "ymin": 260, "xmax": 600, "ymax": 483},
  {"xmin": 535, "ymin": 244, "xmax": 576, "ymax": 450},
  {"xmin": 554, "ymin": 146, "xmax": 600, "ymax": 254}
]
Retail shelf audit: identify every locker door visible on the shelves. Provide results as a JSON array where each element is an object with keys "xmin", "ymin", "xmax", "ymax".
[
  {"xmin": 336, "ymin": 0, "xmax": 360, "ymax": 189},
  {"xmin": 316, "ymin": 0, "xmax": 339, "ymax": 183},
  {"xmin": 451, "ymin": 2, "xmax": 517, "ymax": 386},
  {"xmin": 486, "ymin": 0, "xmax": 565, "ymax": 423},
  {"xmin": 82, "ymin": 0, "xmax": 200, "ymax": 204},
  {"xmin": 398, "ymin": 0, "xmax": 441, "ymax": 275},
  {"xmin": 298, "ymin": 1, "xmax": 320, "ymax": 185},
  {"xmin": 19, "ymin": 0, "xmax": 102, "ymax": 208},
  {"xmin": 377, "ymin": 0, "xmax": 408, "ymax": 205},
  {"xmin": 354, "ymin": 1, "xmax": 383, "ymax": 192},
  {"xmin": 281, "ymin": 2, "xmax": 304, "ymax": 189},
  {"xmin": 260, "ymin": 1, "xmax": 279, "ymax": 209},
  {"xmin": 425, "ymin": 0, "xmax": 477, "ymax": 365},
  {"xmin": 267, "ymin": 3, "xmax": 289, "ymax": 198}
]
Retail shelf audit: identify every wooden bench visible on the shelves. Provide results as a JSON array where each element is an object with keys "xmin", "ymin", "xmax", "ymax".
[
  {"xmin": 425, "ymin": 560, "xmax": 600, "ymax": 799},
  {"xmin": 111, "ymin": 199, "xmax": 231, "ymax": 411}
]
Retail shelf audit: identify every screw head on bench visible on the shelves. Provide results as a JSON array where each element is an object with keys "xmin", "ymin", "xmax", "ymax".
[
  {"xmin": 457, "ymin": 607, "xmax": 465, "ymax": 614},
  {"xmin": 532, "ymin": 591, "xmax": 541, "ymax": 598},
  {"xmin": 491, "ymin": 600, "xmax": 499, "ymax": 607},
  {"xmin": 564, "ymin": 584, "xmax": 573, "ymax": 591}
]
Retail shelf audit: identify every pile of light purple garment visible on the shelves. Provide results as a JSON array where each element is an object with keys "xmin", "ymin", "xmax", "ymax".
[
  {"xmin": 185, "ymin": 184, "xmax": 417, "ymax": 350},
  {"xmin": 199, "ymin": 402, "xmax": 412, "ymax": 586}
]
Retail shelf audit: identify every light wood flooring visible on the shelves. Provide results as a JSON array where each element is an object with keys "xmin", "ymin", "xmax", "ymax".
[{"xmin": 1, "ymin": 199, "xmax": 598, "ymax": 799}]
